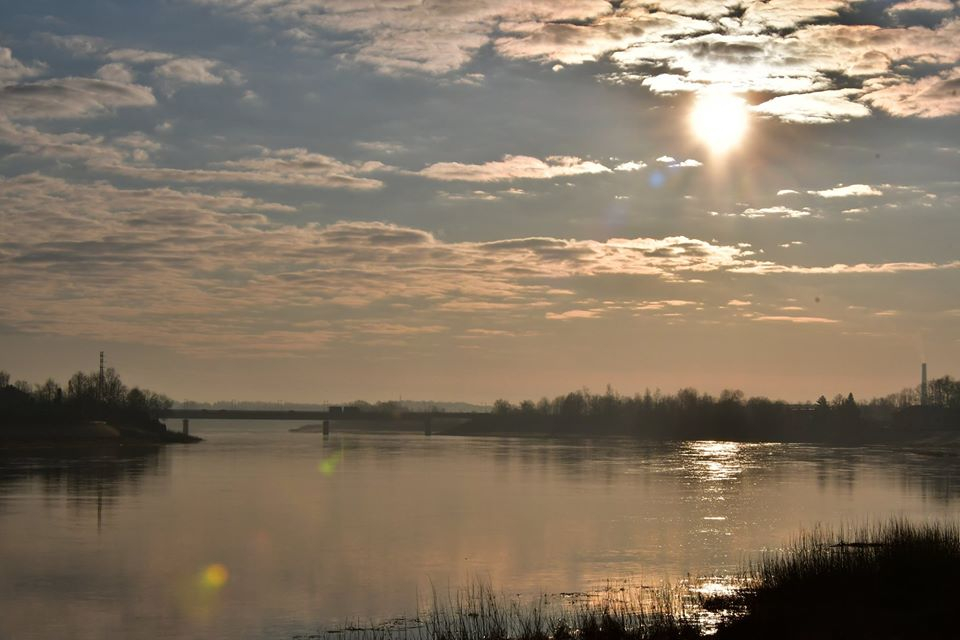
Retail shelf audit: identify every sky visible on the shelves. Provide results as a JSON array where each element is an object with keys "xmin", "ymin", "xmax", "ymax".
[{"xmin": 0, "ymin": 0, "xmax": 958, "ymax": 404}]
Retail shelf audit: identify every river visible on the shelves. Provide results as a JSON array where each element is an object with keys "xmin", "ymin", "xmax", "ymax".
[{"xmin": 1, "ymin": 420, "xmax": 958, "ymax": 639}]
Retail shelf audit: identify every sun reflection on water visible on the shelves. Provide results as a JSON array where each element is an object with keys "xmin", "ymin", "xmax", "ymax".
[{"xmin": 684, "ymin": 441, "xmax": 745, "ymax": 483}]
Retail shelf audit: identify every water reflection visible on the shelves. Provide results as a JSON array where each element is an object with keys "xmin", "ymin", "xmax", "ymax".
[
  {"xmin": 682, "ymin": 441, "xmax": 745, "ymax": 483},
  {"xmin": 0, "ymin": 446, "xmax": 166, "ymax": 498},
  {"xmin": 1, "ymin": 426, "xmax": 959, "ymax": 640}
]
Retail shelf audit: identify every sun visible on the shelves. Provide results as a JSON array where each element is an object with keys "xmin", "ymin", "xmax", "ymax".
[{"xmin": 690, "ymin": 91, "xmax": 749, "ymax": 155}]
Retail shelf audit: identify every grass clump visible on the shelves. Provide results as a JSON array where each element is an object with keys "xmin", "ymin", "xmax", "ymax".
[
  {"xmin": 323, "ymin": 581, "xmax": 702, "ymax": 640},
  {"xmin": 711, "ymin": 519, "xmax": 960, "ymax": 639}
]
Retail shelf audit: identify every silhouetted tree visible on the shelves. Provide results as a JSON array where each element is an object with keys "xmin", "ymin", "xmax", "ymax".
[
  {"xmin": 492, "ymin": 399, "xmax": 513, "ymax": 415},
  {"xmin": 35, "ymin": 378, "xmax": 62, "ymax": 403},
  {"xmin": 929, "ymin": 376, "xmax": 960, "ymax": 409}
]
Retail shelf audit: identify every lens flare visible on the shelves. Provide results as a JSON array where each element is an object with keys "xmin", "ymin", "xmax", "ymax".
[
  {"xmin": 318, "ymin": 449, "xmax": 343, "ymax": 476},
  {"xmin": 690, "ymin": 91, "xmax": 748, "ymax": 155},
  {"xmin": 200, "ymin": 563, "xmax": 229, "ymax": 590}
]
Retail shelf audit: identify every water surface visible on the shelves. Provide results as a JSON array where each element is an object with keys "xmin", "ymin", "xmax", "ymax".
[{"xmin": 1, "ymin": 421, "xmax": 958, "ymax": 639}]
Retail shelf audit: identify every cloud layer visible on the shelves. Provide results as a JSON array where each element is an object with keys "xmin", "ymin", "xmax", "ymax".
[
  {"xmin": 184, "ymin": 0, "xmax": 960, "ymax": 124},
  {"xmin": 2, "ymin": 174, "xmax": 955, "ymax": 355}
]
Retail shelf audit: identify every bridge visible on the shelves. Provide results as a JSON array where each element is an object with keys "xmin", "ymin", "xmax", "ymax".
[
  {"xmin": 159, "ymin": 408, "xmax": 480, "ymax": 421},
  {"xmin": 158, "ymin": 408, "xmax": 481, "ymax": 436}
]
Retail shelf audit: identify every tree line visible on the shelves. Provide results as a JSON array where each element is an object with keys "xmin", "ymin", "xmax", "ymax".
[
  {"xmin": 0, "ymin": 367, "xmax": 173, "ymax": 430},
  {"xmin": 478, "ymin": 378, "xmax": 960, "ymax": 442}
]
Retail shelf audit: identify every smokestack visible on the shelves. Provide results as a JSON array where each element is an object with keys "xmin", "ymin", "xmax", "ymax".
[{"xmin": 921, "ymin": 362, "xmax": 928, "ymax": 407}]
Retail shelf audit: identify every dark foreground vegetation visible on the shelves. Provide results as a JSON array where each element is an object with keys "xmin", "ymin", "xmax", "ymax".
[
  {"xmin": 454, "ymin": 380, "xmax": 960, "ymax": 443},
  {"xmin": 712, "ymin": 520, "xmax": 960, "ymax": 639},
  {"xmin": 322, "ymin": 521, "xmax": 960, "ymax": 640},
  {"xmin": 0, "ymin": 368, "xmax": 198, "ymax": 444}
]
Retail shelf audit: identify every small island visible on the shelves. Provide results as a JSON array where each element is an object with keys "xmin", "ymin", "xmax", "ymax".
[{"xmin": 0, "ymin": 367, "xmax": 200, "ymax": 446}]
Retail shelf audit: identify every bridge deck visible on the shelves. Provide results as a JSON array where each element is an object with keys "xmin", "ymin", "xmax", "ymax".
[{"xmin": 160, "ymin": 409, "xmax": 482, "ymax": 421}]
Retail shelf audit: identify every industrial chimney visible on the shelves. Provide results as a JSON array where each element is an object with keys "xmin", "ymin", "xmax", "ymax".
[{"xmin": 921, "ymin": 362, "xmax": 928, "ymax": 407}]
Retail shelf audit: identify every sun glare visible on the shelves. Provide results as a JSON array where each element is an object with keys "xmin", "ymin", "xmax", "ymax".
[{"xmin": 690, "ymin": 91, "xmax": 749, "ymax": 155}]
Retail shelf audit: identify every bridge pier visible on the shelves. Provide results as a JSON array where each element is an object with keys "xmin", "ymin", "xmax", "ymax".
[
  {"xmin": 181, "ymin": 419, "xmax": 189, "ymax": 436},
  {"xmin": 424, "ymin": 416, "xmax": 432, "ymax": 436},
  {"xmin": 322, "ymin": 420, "xmax": 330, "ymax": 436}
]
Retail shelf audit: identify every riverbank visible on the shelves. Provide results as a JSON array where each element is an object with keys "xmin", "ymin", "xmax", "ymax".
[{"xmin": 0, "ymin": 420, "xmax": 201, "ymax": 446}]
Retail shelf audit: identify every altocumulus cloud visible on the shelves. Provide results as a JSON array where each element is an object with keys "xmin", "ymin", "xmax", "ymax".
[
  {"xmin": 417, "ymin": 155, "xmax": 613, "ymax": 182},
  {"xmin": 0, "ymin": 45, "xmax": 46, "ymax": 83},
  {"xmin": 809, "ymin": 184, "xmax": 884, "ymax": 198},
  {"xmin": 44, "ymin": 32, "xmax": 245, "ymax": 93},
  {"xmin": 186, "ymin": 0, "xmax": 960, "ymax": 124},
  {"xmin": 0, "ymin": 174, "xmax": 753, "ymax": 354},
  {"xmin": 3, "ymin": 174, "xmax": 957, "ymax": 356},
  {"xmin": 0, "ymin": 77, "xmax": 156, "ymax": 119}
]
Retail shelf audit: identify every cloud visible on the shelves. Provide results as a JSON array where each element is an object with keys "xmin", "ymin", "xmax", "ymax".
[
  {"xmin": 355, "ymin": 140, "xmax": 408, "ymax": 154},
  {"xmin": 43, "ymin": 33, "xmax": 108, "ymax": 56},
  {"xmin": 726, "ymin": 299, "xmax": 752, "ymax": 306},
  {"xmin": 614, "ymin": 161, "xmax": 647, "ymax": 171},
  {"xmin": 438, "ymin": 187, "xmax": 531, "ymax": 202},
  {"xmin": 634, "ymin": 299, "xmax": 698, "ymax": 310},
  {"xmin": 437, "ymin": 190, "xmax": 501, "ymax": 202},
  {"xmin": 612, "ymin": 15, "xmax": 960, "ymax": 120},
  {"xmin": 190, "ymin": 0, "xmax": 618, "ymax": 75},
  {"xmin": 0, "ymin": 111, "xmax": 387, "ymax": 190},
  {"xmin": 655, "ymin": 155, "xmax": 701, "ymax": 168},
  {"xmin": 753, "ymin": 315, "xmax": 838, "ymax": 324},
  {"xmin": 154, "ymin": 57, "xmax": 243, "ymax": 91},
  {"xmin": 346, "ymin": 322, "xmax": 448, "ymax": 336},
  {"xmin": 809, "ymin": 183, "xmax": 883, "ymax": 198},
  {"xmin": 418, "ymin": 155, "xmax": 611, "ymax": 182},
  {"xmin": 0, "ymin": 45, "xmax": 46, "ymax": 83},
  {"xmin": 113, "ymin": 132, "xmax": 164, "ymax": 152},
  {"xmin": 41, "ymin": 32, "xmax": 243, "ymax": 92},
  {"xmin": 106, "ymin": 147, "xmax": 388, "ymax": 190},
  {"xmin": 183, "ymin": 0, "xmax": 960, "ymax": 130},
  {"xmin": 0, "ymin": 174, "xmax": 760, "ymax": 351},
  {"xmin": 861, "ymin": 69, "xmax": 960, "ymax": 118},
  {"xmin": 615, "ymin": 31, "xmax": 836, "ymax": 95},
  {"xmin": 0, "ymin": 115, "xmax": 127, "ymax": 164},
  {"xmin": 740, "ymin": 205, "xmax": 811, "ymax": 218},
  {"xmin": 494, "ymin": 9, "xmax": 712, "ymax": 66},
  {"xmin": 751, "ymin": 89, "xmax": 871, "ymax": 124},
  {"xmin": 545, "ymin": 309, "xmax": 603, "ymax": 320},
  {"xmin": 732, "ymin": 260, "xmax": 960, "ymax": 275},
  {"xmin": 0, "ymin": 77, "xmax": 156, "ymax": 119},
  {"xmin": 886, "ymin": 0, "xmax": 955, "ymax": 13},
  {"xmin": 2, "ymin": 172, "xmax": 957, "ymax": 354},
  {"xmin": 155, "ymin": 57, "xmax": 223, "ymax": 84},
  {"xmin": 95, "ymin": 63, "xmax": 136, "ymax": 83}
]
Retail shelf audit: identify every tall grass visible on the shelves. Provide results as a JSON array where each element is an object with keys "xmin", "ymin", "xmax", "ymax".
[
  {"xmin": 323, "ymin": 581, "xmax": 702, "ymax": 640},
  {"xmin": 711, "ymin": 519, "xmax": 960, "ymax": 639},
  {"xmin": 320, "ymin": 520, "xmax": 960, "ymax": 640}
]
